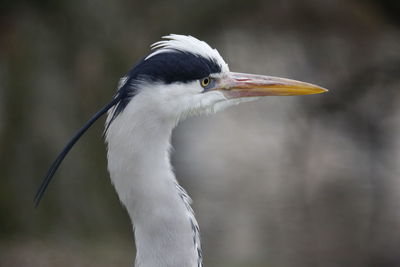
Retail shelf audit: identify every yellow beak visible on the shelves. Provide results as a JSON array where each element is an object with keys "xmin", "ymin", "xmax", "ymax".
[{"xmin": 214, "ymin": 72, "xmax": 328, "ymax": 98}]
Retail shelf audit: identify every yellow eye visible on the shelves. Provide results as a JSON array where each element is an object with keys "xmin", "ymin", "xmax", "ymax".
[{"xmin": 200, "ymin": 77, "xmax": 211, "ymax": 87}]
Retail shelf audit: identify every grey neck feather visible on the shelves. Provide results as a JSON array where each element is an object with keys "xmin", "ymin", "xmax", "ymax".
[{"xmin": 105, "ymin": 96, "xmax": 202, "ymax": 267}]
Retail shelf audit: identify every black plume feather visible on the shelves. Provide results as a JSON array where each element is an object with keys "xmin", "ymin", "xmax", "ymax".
[{"xmin": 34, "ymin": 96, "xmax": 121, "ymax": 207}]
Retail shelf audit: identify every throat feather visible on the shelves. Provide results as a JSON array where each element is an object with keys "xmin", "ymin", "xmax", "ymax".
[{"xmin": 175, "ymin": 182, "xmax": 203, "ymax": 267}]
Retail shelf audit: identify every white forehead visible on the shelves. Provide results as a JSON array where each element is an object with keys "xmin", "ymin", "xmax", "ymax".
[{"xmin": 145, "ymin": 34, "xmax": 229, "ymax": 73}]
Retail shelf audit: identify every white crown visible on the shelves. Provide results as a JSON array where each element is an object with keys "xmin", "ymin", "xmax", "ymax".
[{"xmin": 145, "ymin": 34, "xmax": 229, "ymax": 72}]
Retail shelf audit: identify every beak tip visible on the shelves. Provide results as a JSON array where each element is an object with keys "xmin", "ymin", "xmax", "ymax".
[
  {"xmin": 317, "ymin": 88, "xmax": 329, "ymax": 94},
  {"xmin": 307, "ymin": 86, "xmax": 328, "ymax": 95}
]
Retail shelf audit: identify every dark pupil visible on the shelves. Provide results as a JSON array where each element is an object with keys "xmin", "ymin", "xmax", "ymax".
[{"xmin": 203, "ymin": 78, "xmax": 209, "ymax": 85}]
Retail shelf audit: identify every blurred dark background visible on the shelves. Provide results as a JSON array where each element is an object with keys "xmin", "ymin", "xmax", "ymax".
[{"xmin": 1, "ymin": 0, "xmax": 400, "ymax": 266}]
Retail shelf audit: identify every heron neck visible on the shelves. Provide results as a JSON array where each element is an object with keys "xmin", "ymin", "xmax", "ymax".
[{"xmin": 105, "ymin": 106, "xmax": 201, "ymax": 267}]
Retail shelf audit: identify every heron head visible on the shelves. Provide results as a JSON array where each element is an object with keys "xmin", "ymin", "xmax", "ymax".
[{"xmin": 107, "ymin": 34, "xmax": 327, "ymax": 125}]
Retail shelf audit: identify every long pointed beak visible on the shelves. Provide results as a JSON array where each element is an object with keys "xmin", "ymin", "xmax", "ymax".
[{"xmin": 214, "ymin": 72, "xmax": 328, "ymax": 98}]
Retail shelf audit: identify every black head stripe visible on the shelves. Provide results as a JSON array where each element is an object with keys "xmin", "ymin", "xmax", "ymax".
[{"xmin": 135, "ymin": 51, "xmax": 222, "ymax": 83}]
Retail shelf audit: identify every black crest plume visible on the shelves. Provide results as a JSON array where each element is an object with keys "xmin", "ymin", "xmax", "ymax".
[{"xmin": 34, "ymin": 96, "xmax": 121, "ymax": 207}]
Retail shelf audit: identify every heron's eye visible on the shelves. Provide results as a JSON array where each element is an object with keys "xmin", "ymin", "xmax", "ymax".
[{"xmin": 200, "ymin": 77, "xmax": 211, "ymax": 88}]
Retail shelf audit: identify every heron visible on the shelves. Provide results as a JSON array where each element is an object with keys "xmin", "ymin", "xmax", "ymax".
[{"xmin": 35, "ymin": 34, "xmax": 327, "ymax": 267}]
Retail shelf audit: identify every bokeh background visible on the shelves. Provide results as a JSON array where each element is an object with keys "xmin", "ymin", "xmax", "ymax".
[{"xmin": 1, "ymin": 0, "xmax": 400, "ymax": 266}]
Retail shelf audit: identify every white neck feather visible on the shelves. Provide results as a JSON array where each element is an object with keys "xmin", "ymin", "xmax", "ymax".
[{"xmin": 105, "ymin": 89, "xmax": 202, "ymax": 267}]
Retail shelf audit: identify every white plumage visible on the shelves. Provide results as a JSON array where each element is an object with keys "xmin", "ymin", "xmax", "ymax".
[{"xmin": 106, "ymin": 81, "xmax": 209, "ymax": 266}]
